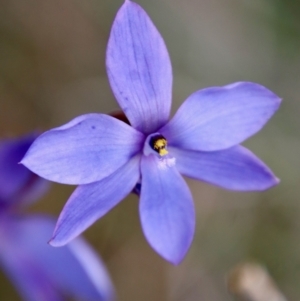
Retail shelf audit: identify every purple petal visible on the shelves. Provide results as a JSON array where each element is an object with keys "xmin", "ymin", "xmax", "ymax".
[
  {"xmin": 171, "ymin": 145, "xmax": 279, "ymax": 191},
  {"xmin": 0, "ymin": 134, "xmax": 36, "ymax": 200},
  {"xmin": 0, "ymin": 254, "xmax": 61, "ymax": 301},
  {"xmin": 0, "ymin": 215, "xmax": 114, "ymax": 301},
  {"xmin": 16, "ymin": 177, "xmax": 50, "ymax": 209},
  {"xmin": 106, "ymin": 0, "xmax": 172, "ymax": 134},
  {"xmin": 160, "ymin": 82, "xmax": 281, "ymax": 151},
  {"xmin": 21, "ymin": 114, "xmax": 144, "ymax": 185},
  {"xmin": 50, "ymin": 155, "xmax": 140, "ymax": 246},
  {"xmin": 0, "ymin": 133, "xmax": 49, "ymax": 209},
  {"xmin": 140, "ymin": 154, "xmax": 195, "ymax": 264},
  {"xmin": 0, "ymin": 218, "xmax": 63, "ymax": 301}
]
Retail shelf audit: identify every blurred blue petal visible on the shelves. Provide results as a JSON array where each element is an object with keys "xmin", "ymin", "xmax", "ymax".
[
  {"xmin": 160, "ymin": 82, "xmax": 281, "ymax": 151},
  {"xmin": 140, "ymin": 155, "xmax": 195, "ymax": 264},
  {"xmin": 0, "ymin": 215, "xmax": 114, "ymax": 301},
  {"xmin": 107, "ymin": 0, "xmax": 172, "ymax": 134},
  {"xmin": 50, "ymin": 155, "xmax": 140, "ymax": 246},
  {"xmin": 171, "ymin": 145, "xmax": 279, "ymax": 191},
  {"xmin": 22, "ymin": 114, "xmax": 144, "ymax": 185},
  {"xmin": 0, "ymin": 133, "xmax": 48, "ymax": 209},
  {"xmin": 0, "ymin": 239, "xmax": 62, "ymax": 301}
]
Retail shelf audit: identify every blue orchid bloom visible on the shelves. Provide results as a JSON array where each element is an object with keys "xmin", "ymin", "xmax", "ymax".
[
  {"xmin": 22, "ymin": 0, "xmax": 281, "ymax": 264},
  {"xmin": 0, "ymin": 134, "xmax": 114, "ymax": 301}
]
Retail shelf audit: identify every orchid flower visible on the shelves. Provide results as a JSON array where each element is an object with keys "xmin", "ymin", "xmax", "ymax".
[{"xmin": 22, "ymin": 0, "xmax": 281, "ymax": 264}]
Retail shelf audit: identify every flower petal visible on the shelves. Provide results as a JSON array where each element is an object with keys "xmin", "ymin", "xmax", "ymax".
[
  {"xmin": 0, "ymin": 133, "xmax": 49, "ymax": 209},
  {"xmin": 0, "ymin": 134, "xmax": 34, "ymax": 200},
  {"xmin": 50, "ymin": 155, "xmax": 140, "ymax": 246},
  {"xmin": 0, "ymin": 253, "xmax": 61, "ymax": 301},
  {"xmin": 0, "ymin": 215, "xmax": 114, "ymax": 301},
  {"xmin": 170, "ymin": 145, "xmax": 279, "ymax": 191},
  {"xmin": 140, "ymin": 154, "xmax": 195, "ymax": 264},
  {"xmin": 160, "ymin": 82, "xmax": 281, "ymax": 151},
  {"xmin": 106, "ymin": 0, "xmax": 172, "ymax": 134},
  {"xmin": 21, "ymin": 114, "xmax": 144, "ymax": 185}
]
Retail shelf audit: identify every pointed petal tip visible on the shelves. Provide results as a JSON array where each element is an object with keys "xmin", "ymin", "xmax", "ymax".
[
  {"xmin": 148, "ymin": 240, "xmax": 188, "ymax": 265},
  {"xmin": 19, "ymin": 157, "xmax": 26, "ymax": 166},
  {"xmin": 163, "ymin": 252, "xmax": 186, "ymax": 266},
  {"xmin": 242, "ymin": 81, "xmax": 283, "ymax": 110},
  {"xmin": 150, "ymin": 237, "xmax": 191, "ymax": 265},
  {"xmin": 48, "ymin": 237, "xmax": 65, "ymax": 247},
  {"xmin": 274, "ymin": 96, "xmax": 282, "ymax": 108},
  {"xmin": 267, "ymin": 176, "xmax": 280, "ymax": 189},
  {"xmin": 257, "ymin": 165, "xmax": 280, "ymax": 191},
  {"xmin": 19, "ymin": 157, "xmax": 30, "ymax": 170},
  {"xmin": 251, "ymin": 173, "xmax": 280, "ymax": 191},
  {"xmin": 48, "ymin": 238, "xmax": 56, "ymax": 247}
]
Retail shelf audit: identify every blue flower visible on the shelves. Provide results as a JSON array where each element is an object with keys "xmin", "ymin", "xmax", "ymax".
[
  {"xmin": 0, "ymin": 134, "xmax": 114, "ymax": 301},
  {"xmin": 22, "ymin": 0, "xmax": 281, "ymax": 264}
]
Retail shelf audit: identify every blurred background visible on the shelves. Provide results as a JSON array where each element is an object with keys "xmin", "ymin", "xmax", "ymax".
[{"xmin": 0, "ymin": 0, "xmax": 298, "ymax": 300}]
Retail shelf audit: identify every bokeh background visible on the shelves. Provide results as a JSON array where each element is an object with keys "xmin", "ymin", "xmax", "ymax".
[{"xmin": 0, "ymin": 0, "xmax": 298, "ymax": 300}]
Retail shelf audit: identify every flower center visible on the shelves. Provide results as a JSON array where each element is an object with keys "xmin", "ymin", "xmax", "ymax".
[
  {"xmin": 143, "ymin": 133, "xmax": 175, "ymax": 169},
  {"xmin": 149, "ymin": 135, "xmax": 168, "ymax": 156}
]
